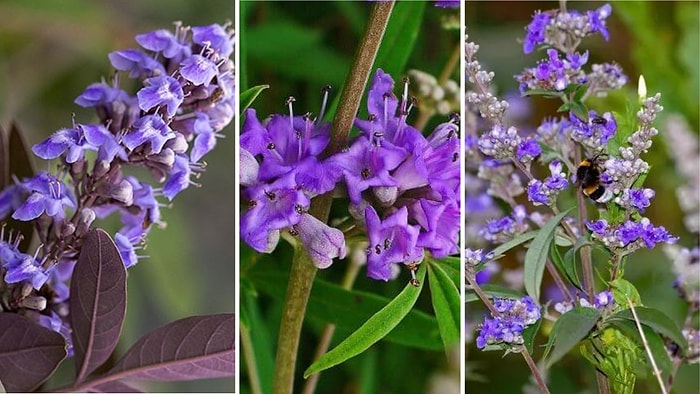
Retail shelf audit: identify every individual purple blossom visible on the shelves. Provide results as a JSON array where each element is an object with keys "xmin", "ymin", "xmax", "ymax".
[
  {"xmin": 12, "ymin": 172, "xmax": 76, "ymax": 221},
  {"xmin": 476, "ymin": 296, "xmax": 541, "ymax": 349},
  {"xmin": 136, "ymin": 28, "xmax": 191, "ymax": 60},
  {"xmin": 114, "ymin": 232, "xmax": 141, "ymax": 268},
  {"xmin": 0, "ymin": 232, "xmax": 49, "ymax": 290},
  {"xmin": 364, "ymin": 206, "xmax": 422, "ymax": 282},
  {"xmin": 179, "ymin": 54, "xmax": 218, "ymax": 86},
  {"xmin": 523, "ymin": 11, "xmax": 551, "ymax": 54},
  {"xmin": 191, "ymin": 23, "xmax": 234, "ymax": 58},
  {"xmin": 587, "ymin": 3, "xmax": 612, "ymax": 40},
  {"xmin": 594, "ymin": 290, "xmax": 614, "ymax": 308},
  {"xmin": 136, "ymin": 75, "xmax": 184, "ymax": 118},
  {"xmin": 81, "ymin": 124, "xmax": 128, "ymax": 164},
  {"xmin": 526, "ymin": 160, "xmax": 569, "ymax": 206},
  {"xmin": 32, "ymin": 127, "xmax": 96, "ymax": 163},
  {"xmin": 108, "ymin": 49, "xmax": 165, "ymax": 78},
  {"xmin": 481, "ymin": 205, "xmax": 529, "ymax": 243},
  {"xmin": 122, "ymin": 114, "xmax": 175, "ymax": 154},
  {"xmin": 616, "ymin": 188, "xmax": 654, "ymax": 213},
  {"xmin": 516, "ymin": 139, "xmax": 541, "ymax": 164},
  {"xmin": 162, "ymin": 154, "xmax": 199, "ymax": 200}
]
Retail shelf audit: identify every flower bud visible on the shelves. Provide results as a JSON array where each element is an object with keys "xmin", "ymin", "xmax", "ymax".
[
  {"xmin": 110, "ymin": 179, "xmax": 135, "ymax": 205},
  {"xmin": 165, "ymin": 133, "xmax": 188, "ymax": 154},
  {"xmin": 19, "ymin": 295, "xmax": 47, "ymax": 311},
  {"xmin": 295, "ymin": 213, "xmax": 346, "ymax": 269}
]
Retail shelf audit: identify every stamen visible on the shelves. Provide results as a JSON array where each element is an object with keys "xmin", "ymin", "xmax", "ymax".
[
  {"xmin": 264, "ymin": 190, "xmax": 276, "ymax": 200},
  {"xmin": 286, "ymin": 96, "xmax": 296, "ymax": 131},
  {"xmin": 317, "ymin": 85, "xmax": 332, "ymax": 124},
  {"xmin": 401, "ymin": 76, "xmax": 410, "ymax": 115}
]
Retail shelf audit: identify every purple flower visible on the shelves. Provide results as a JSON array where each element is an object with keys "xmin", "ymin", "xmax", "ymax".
[
  {"xmin": 0, "ymin": 184, "xmax": 25, "ymax": 219},
  {"xmin": 516, "ymin": 139, "xmax": 541, "ymax": 163},
  {"xmin": 12, "ymin": 172, "xmax": 75, "ymax": 221},
  {"xmin": 476, "ymin": 296, "xmax": 541, "ymax": 349},
  {"xmin": 620, "ymin": 188, "xmax": 654, "ymax": 213},
  {"xmin": 294, "ymin": 213, "xmax": 347, "ymax": 269},
  {"xmin": 192, "ymin": 24, "xmax": 234, "ymax": 58},
  {"xmin": 594, "ymin": 291, "xmax": 614, "ymax": 308},
  {"xmin": 32, "ymin": 127, "xmax": 96, "ymax": 163},
  {"xmin": 123, "ymin": 114, "xmax": 175, "ymax": 154},
  {"xmin": 189, "ymin": 112, "xmax": 221, "ymax": 163},
  {"xmin": 570, "ymin": 110, "xmax": 617, "ymax": 151},
  {"xmin": 38, "ymin": 311, "xmax": 73, "ymax": 356},
  {"xmin": 136, "ymin": 28, "xmax": 191, "ymax": 60},
  {"xmin": 114, "ymin": 232, "xmax": 140, "ymax": 268},
  {"xmin": 242, "ymin": 175, "xmax": 310, "ymax": 253},
  {"xmin": 137, "ymin": 75, "xmax": 184, "ymax": 118},
  {"xmin": 587, "ymin": 4, "xmax": 612, "ymax": 41},
  {"xmin": 586, "ymin": 219, "xmax": 608, "ymax": 236},
  {"xmin": 616, "ymin": 220, "xmax": 643, "ymax": 246},
  {"xmin": 81, "ymin": 124, "xmax": 127, "ymax": 164},
  {"xmin": 179, "ymin": 54, "xmax": 218, "ymax": 86},
  {"xmin": 410, "ymin": 199, "xmax": 460, "ymax": 258},
  {"xmin": 364, "ymin": 206, "xmax": 422, "ymax": 282},
  {"xmin": 527, "ymin": 180, "xmax": 549, "ymax": 205},
  {"xmin": 0, "ymin": 237, "xmax": 48, "ymax": 289},
  {"xmin": 434, "ymin": 0, "xmax": 460, "ymax": 8},
  {"xmin": 108, "ymin": 49, "xmax": 164, "ymax": 78},
  {"xmin": 524, "ymin": 11, "xmax": 551, "ymax": 54},
  {"xmin": 640, "ymin": 218, "xmax": 678, "ymax": 248}
]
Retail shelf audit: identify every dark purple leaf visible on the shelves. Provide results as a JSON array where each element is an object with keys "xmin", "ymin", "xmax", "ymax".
[
  {"xmin": 0, "ymin": 313, "xmax": 67, "ymax": 392},
  {"xmin": 105, "ymin": 314, "xmax": 235, "ymax": 381},
  {"xmin": 71, "ymin": 228, "xmax": 127, "ymax": 383},
  {"xmin": 88, "ymin": 381, "xmax": 143, "ymax": 392}
]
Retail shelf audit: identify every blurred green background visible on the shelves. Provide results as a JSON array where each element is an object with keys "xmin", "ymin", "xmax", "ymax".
[
  {"xmin": 240, "ymin": 1, "xmax": 460, "ymax": 393},
  {"xmin": 0, "ymin": 1, "xmax": 235, "ymax": 392},
  {"xmin": 466, "ymin": 1, "xmax": 699, "ymax": 393}
]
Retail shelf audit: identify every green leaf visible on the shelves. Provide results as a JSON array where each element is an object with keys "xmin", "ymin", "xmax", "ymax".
[
  {"xmin": 610, "ymin": 278, "xmax": 642, "ymax": 306},
  {"xmin": 608, "ymin": 319, "xmax": 672, "ymax": 377},
  {"xmin": 550, "ymin": 243, "xmax": 582, "ymax": 291},
  {"xmin": 490, "ymin": 231, "xmax": 537, "ymax": 259},
  {"xmin": 563, "ymin": 235, "xmax": 592, "ymax": 291},
  {"xmin": 250, "ymin": 265, "xmax": 442, "ymax": 350},
  {"xmin": 522, "ymin": 89, "xmax": 564, "ymax": 98},
  {"xmin": 434, "ymin": 256, "xmax": 460, "ymax": 287},
  {"xmin": 373, "ymin": 1, "xmax": 425, "ymax": 78},
  {"xmin": 522, "ymin": 315, "xmax": 542, "ymax": 355},
  {"xmin": 427, "ymin": 262, "xmax": 460, "ymax": 349},
  {"xmin": 608, "ymin": 307, "xmax": 687, "ymax": 354},
  {"xmin": 570, "ymin": 101, "xmax": 589, "ymax": 122},
  {"xmin": 304, "ymin": 266, "xmax": 426, "ymax": 377},
  {"xmin": 464, "ymin": 285, "xmax": 523, "ymax": 304},
  {"xmin": 544, "ymin": 307, "xmax": 601, "ymax": 367},
  {"xmin": 524, "ymin": 209, "xmax": 573, "ymax": 302},
  {"xmin": 239, "ymin": 85, "xmax": 269, "ymax": 115}
]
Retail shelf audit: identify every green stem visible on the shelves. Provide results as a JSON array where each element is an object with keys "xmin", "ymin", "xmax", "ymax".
[
  {"xmin": 272, "ymin": 3, "xmax": 394, "ymax": 393},
  {"xmin": 520, "ymin": 346, "xmax": 551, "ymax": 394}
]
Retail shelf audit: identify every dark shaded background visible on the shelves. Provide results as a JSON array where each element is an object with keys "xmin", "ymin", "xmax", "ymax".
[{"xmin": 0, "ymin": 1, "xmax": 235, "ymax": 392}]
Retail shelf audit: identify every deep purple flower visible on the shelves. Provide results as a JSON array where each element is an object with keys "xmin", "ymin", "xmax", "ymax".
[
  {"xmin": 137, "ymin": 75, "xmax": 184, "ymax": 118},
  {"xmin": 12, "ymin": 172, "xmax": 75, "ymax": 221},
  {"xmin": 622, "ymin": 188, "xmax": 654, "ymax": 213},
  {"xmin": 188, "ymin": 112, "xmax": 221, "ymax": 162},
  {"xmin": 527, "ymin": 180, "xmax": 549, "ymax": 205},
  {"xmin": 32, "ymin": 127, "xmax": 96, "ymax": 163},
  {"xmin": 410, "ymin": 199, "xmax": 460, "ymax": 258},
  {"xmin": 570, "ymin": 110, "xmax": 617, "ymax": 150},
  {"xmin": 364, "ymin": 206, "xmax": 422, "ymax": 282},
  {"xmin": 616, "ymin": 220, "xmax": 643, "ymax": 246},
  {"xmin": 242, "ymin": 175, "xmax": 310, "ymax": 253},
  {"xmin": 81, "ymin": 124, "xmax": 128, "ymax": 164},
  {"xmin": 640, "ymin": 218, "xmax": 678, "ymax": 248},
  {"xmin": 476, "ymin": 296, "xmax": 541, "ymax": 349},
  {"xmin": 0, "ymin": 238, "xmax": 48, "ymax": 289},
  {"xmin": 524, "ymin": 11, "xmax": 551, "ymax": 54}
]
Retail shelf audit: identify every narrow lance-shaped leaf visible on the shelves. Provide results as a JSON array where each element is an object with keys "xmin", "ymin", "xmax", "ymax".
[
  {"xmin": 104, "ymin": 313, "xmax": 235, "ymax": 381},
  {"xmin": 0, "ymin": 313, "xmax": 67, "ymax": 392},
  {"xmin": 304, "ymin": 266, "xmax": 426, "ymax": 378},
  {"xmin": 427, "ymin": 261, "xmax": 460, "ymax": 349},
  {"xmin": 524, "ymin": 209, "xmax": 572, "ymax": 302},
  {"xmin": 239, "ymin": 85, "xmax": 269, "ymax": 116},
  {"xmin": 71, "ymin": 228, "xmax": 127, "ymax": 383},
  {"xmin": 543, "ymin": 307, "xmax": 601, "ymax": 367}
]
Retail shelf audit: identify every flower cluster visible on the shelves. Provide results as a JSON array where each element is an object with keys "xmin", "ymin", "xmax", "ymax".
[
  {"xmin": 516, "ymin": 49, "xmax": 588, "ymax": 93},
  {"xmin": 239, "ymin": 94, "xmax": 346, "ymax": 267},
  {"xmin": 476, "ymin": 296, "xmax": 541, "ymax": 349},
  {"xmin": 0, "ymin": 22, "xmax": 235, "ymax": 349},
  {"xmin": 527, "ymin": 160, "xmax": 569, "ymax": 206},
  {"xmin": 586, "ymin": 218, "xmax": 678, "ymax": 251},
  {"xmin": 523, "ymin": 4, "xmax": 612, "ymax": 54},
  {"xmin": 240, "ymin": 69, "xmax": 460, "ymax": 282}
]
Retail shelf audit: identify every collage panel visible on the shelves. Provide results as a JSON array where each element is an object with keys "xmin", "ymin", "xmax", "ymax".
[
  {"xmin": 464, "ymin": 2, "xmax": 699, "ymax": 394},
  {"xmin": 0, "ymin": 1, "xmax": 235, "ymax": 392},
  {"xmin": 238, "ymin": 1, "xmax": 461, "ymax": 393}
]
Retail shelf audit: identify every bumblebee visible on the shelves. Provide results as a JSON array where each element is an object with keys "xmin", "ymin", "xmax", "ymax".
[{"xmin": 576, "ymin": 155, "xmax": 612, "ymax": 203}]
